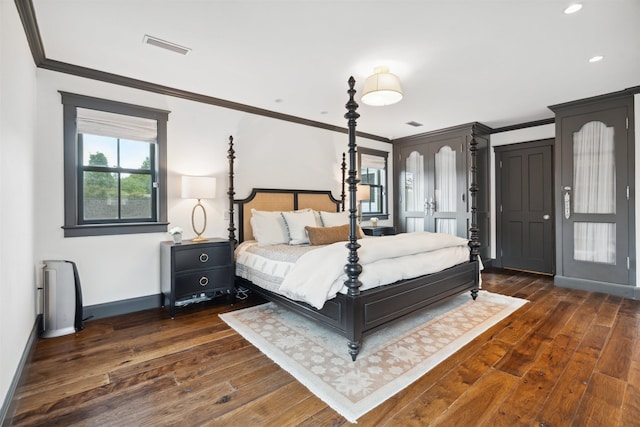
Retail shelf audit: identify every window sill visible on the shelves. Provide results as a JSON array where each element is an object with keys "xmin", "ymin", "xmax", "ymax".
[
  {"xmin": 63, "ymin": 222, "xmax": 169, "ymax": 237},
  {"xmin": 361, "ymin": 214, "xmax": 389, "ymax": 221}
]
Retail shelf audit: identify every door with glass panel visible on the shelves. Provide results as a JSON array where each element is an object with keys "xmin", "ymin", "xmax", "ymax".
[
  {"xmin": 399, "ymin": 140, "xmax": 467, "ymax": 237},
  {"xmin": 561, "ymin": 108, "xmax": 630, "ymax": 284}
]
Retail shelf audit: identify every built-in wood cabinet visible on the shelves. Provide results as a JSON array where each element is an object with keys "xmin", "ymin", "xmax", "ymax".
[
  {"xmin": 550, "ymin": 92, "xmax": 636, "ymax": 296},
  {"xmin": 393, "ymin": 122, "xmax": 491, "ymax": 260}
]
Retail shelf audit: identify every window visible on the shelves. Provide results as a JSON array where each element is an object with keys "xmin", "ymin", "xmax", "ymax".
[
  {"xmin": 61, "ymin": 92, "xmax": 170, "ymax": 237},
  {"xmin": 358, "ymin": 147, "xmax": 389, "ymax": 220}
]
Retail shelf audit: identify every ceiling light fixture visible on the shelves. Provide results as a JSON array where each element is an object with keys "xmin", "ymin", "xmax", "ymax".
[
  {"xmin": 564, "ymin": 3, "xmax": 583, "ymax": 14},
  {"xmin": 143, "ymin": 34, "xmax": 191, "ymax": 55},
  {"xmin": 361, "ymin": 66, "xmax": 403, "ymax": 106},
  {"xmin": 589, "ymin": 55, "xmax": 604, "ymax": 63}
]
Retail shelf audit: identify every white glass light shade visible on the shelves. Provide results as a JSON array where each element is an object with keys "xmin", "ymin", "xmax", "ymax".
[
  {"xmin": 181, "ymin": 176, "xmax": 216, "ymax": 199},
  {"xmin": 361, "ymin": 66, "xmax": 403, "ymax": 106}
]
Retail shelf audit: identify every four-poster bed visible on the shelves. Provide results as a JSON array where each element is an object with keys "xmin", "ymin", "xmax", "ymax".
[{"xmin": 227, "ymin": 77, "xmax": 480, "ymax": 360}]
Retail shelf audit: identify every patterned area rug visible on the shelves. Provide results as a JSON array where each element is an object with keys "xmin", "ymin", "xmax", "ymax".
[{"xmin": 220, "ymin": 290, "xmax": 527, "ymax": 423}]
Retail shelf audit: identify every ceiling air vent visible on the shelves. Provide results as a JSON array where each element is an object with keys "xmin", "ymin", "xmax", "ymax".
[
  {"xmin": 143, "ymin": 35, "xmax": 191, "ymax": 55},
  {"xmin": 406, "ymin": 121, "xmax": 423, "ymax": 127}
]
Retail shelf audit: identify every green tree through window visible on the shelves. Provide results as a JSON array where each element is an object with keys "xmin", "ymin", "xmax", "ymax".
[{"xmin": 80, "ymin": 135, "xmax": 155, "ymax": 222}]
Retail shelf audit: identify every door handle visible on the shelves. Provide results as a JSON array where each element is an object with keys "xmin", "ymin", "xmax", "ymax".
[
  {"xmin": 424, "ymin": 197, "xmax": 436, "ymax": 216},
  {"xmin": 543, "ymin": 214, "xmax": 550, "ymax": 220},
  {"xmin": 564, "ymin": 187, "xmax": 571, "ymax": 219}
]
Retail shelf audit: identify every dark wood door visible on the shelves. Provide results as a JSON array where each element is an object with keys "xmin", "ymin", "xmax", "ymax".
[
  {"xmin": 496, "ymin": 141, "xmax": 554, "ymax": 274},
  {"xmin": 560, "ymin": 107, "xmax": 630, "ymax": 284}
]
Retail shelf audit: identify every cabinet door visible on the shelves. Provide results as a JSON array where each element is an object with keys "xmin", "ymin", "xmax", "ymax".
[
  {"xmin": 560, "ymin": 107, "xmax": 630, "ymax": 284},
  {"xmin": 398, "ymin": 145, "xmax": 428, "ymax": 233},
  {"xmin": 398, "ymin": 139, "xmax": 467, "ymax": 237},
  {"xmin": 430, "ymin": 139, "xmax": 468, "ymax": 237}
]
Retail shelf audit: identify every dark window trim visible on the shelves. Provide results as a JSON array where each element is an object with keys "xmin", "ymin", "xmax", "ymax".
[
  {"xmin": 61, "ymin": 92, "xmax": 170, "ymax": 237},
  {"xmin": 358, "ymin": 147, "xmax": 390, "ymax": 220}
]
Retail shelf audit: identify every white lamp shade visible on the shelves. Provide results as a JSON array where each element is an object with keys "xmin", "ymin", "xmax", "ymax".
[
  {"xmin": 361, "ymin": 66, "xmax": 403, "ymax": 106},
  {"xmin": 181, "ymin": 176, "xmax": 216, "ymax": 199},
  {"xmin": 356, "ymin": 184, "xmax": 371, "ymax": 201}
]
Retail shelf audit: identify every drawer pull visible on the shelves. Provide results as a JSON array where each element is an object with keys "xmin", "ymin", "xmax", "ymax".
[
  {"xmin": 199, "ymin": 276, "xmax": 209, "ymax": 287},
  {"xmin": 199, "ymin": 253, "xmax": 209, "ymax": 263}
]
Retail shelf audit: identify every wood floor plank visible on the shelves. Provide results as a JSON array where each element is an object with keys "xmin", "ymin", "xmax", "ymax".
[
  {"xmin": 572, "ymin": 371, "xmax": 626, "ymax": 426},
  {"xmin": 492, "ymin": 333, "xmax": 580, "ymax": 426},
  {"xmin": 429, "ymin": 368, "xmax": 519, "ymax": 426},
  {"xmin": 594, "ymin": 294, "xmax": 622, "ymax": 327},
  {"xmin": 596, "ymin": 314, "xmax": 638, "ymax": 381},
  {"xmin": 494, "ymin": 331, "xmax": 552, "ymax": 377},
  {"xmin": 620, "ymin": 360, "xmax": 640, "ymax": 427},
  {"xmin": 535, "ymin": 324, "xmax": 611, "ymax": 426},
  {"xmin": 212, "ymin": 380, "xmax": 316, "ymax": 425}
]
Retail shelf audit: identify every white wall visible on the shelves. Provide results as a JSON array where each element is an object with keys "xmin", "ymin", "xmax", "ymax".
[
  {"xmin": 0, "ymin": 0, "xmax": 38, "ymax": 410},
  {"xmin": 489, "ymin": 124, "xmax": 555, "ymax": 259},
  {"xmin": 34, "ymin": 70, "xmax": 391, "ymax": 308}
]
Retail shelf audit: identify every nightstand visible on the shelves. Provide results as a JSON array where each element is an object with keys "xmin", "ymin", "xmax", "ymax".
[
  {"xmin": 361, "ymin": 225, "xmax": 396, "ymax": 237},
  {"xmin": 160, "ymin": 238, "xmax": 234, "ymax": 318}
]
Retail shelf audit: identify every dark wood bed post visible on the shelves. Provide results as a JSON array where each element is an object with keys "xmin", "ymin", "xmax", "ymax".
[
  {"xmin": 344, "ymin": 76, "xmax": 364, "ymax": 361},
  {"xmin": 340, "ymin": 152, "xmax": 346, "ymax": 211},
  {"xmin": 468, "ymin": 131, "xmax": 480, "ymax": 300},
  {"xmin": 227, "ymin": 135, "xmax": 236, "ymax": 244}
]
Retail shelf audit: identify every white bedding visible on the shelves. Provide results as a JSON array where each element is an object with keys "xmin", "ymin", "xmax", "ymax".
[{"xmin": 236, "ymin": 231, "xmax": 472, "ymax": 309}]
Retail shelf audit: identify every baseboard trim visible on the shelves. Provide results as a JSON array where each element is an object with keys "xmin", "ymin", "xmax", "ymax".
[
  {"xmin": 555, "ymin": 275, "xmax": 640, "ymax": 299},
  {"xmin": 1, "ymin": 315, "xmax": 41, "ymax": 426},
  {"xmin": 82, "ymin": 293, "xmax": 163, "ymax": 321}
]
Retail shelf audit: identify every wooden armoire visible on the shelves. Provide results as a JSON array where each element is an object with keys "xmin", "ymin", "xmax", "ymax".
[{"xmin": 392, "ymin": 122, "xmax": 491, "ymax": 260}]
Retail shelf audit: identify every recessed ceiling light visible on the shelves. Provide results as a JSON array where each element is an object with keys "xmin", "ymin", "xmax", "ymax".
[
  {"xmin": 275, "ymin": 99, "xmax": 284, "ymax": 103},
  {"xmin": 564, "ymin": 3, "xmax": 583, "ymax": 14},
  {"xmin": 406, "ymin": 121, "xmax": 423, "ymax": 127},
  {"xmin": 589, "ymin": 55, "xmax": 604, "ymax": 63},
  {"xmin": 143, "ymin": 35, "xmax": 190, "ymax": 55}
]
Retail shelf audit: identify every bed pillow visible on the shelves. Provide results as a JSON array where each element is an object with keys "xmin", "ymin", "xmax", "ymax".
[
  {"xmin": 319, "ymin": 211, "xmax": 350, "ymax": 227},
  {"xmin": 305, "ymin": 224, "xmax": 362, "ymax": 245},
  {"xmin": 319, "ymin": 210, "xmax": 366, "ymax": 237},
  {"xmin": 250, "ymin": 209, "xmax": 289, "ymax": 246},
  {"xmin": 281, "ymin": 210, "xmax": 317, "ymax": 245}
]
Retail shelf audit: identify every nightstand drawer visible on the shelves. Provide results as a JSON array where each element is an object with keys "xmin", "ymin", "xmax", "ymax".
[
  {"xmin": 175, "ymin": 266, "xmax": 232, "ymax": 297},
  {"xmin": 174, "ymin": 244, "xmax": 231, "ymax": 272}
]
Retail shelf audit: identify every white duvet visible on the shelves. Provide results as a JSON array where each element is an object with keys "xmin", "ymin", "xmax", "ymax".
[{"xmin": 277, "ymin": 231, "xmax": 471, "ymax": 309}]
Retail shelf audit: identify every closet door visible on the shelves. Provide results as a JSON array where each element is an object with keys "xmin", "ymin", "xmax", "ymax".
[
  {"xmin": 398, "ymin": 140, "xmax": 467, "ymax": 237},
  {"xmin": 560, "ymin": 107, "xmax": 630, "ymax": 284},
  {"xmin": 398, "ymin": 145, "xmax": 428, "ymax": 232},
  {"xmin": 429, "ymin": 139, "xmax": 467, "ymax": 237}
]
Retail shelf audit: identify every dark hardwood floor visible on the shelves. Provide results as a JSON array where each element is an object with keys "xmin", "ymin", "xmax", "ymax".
[{"xmin": 8, "ymin": 268, "xmax": 640, "ymax": 426}]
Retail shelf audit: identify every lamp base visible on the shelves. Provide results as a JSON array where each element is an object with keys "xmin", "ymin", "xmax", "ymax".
[{"xmin": 191, "ymin": 236, "xmax": 208, "ymax": 242}]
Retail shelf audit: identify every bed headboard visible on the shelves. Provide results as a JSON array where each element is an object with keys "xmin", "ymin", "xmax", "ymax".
[{"xmin": 233, "ymin": 188, "xmax": 341, "ymax": 243}]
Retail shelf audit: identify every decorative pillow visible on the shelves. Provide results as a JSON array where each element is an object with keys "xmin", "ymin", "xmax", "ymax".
[
  {"xmin": 250, "ymin": 209, "xmax": 289, "ymax": 246},
  {"xmin": 319, "ymin": 210, "xmax": 366, "ymax": 237},
  {"xmin": 281, "ymin": 210, "xmax": 317, "ymax": 245},
  {"xmin": 305, "ymin": 224, "xmax": 363, "ymax": 245},
  {"xmin": 319, "ymin": 211, "xmax": 350, "ymax": 227}
]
